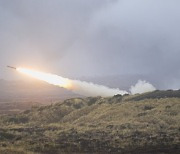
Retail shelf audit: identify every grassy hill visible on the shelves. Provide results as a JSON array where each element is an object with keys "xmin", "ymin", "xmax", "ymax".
[{"xmin": 0, "ymin": 91, "xmax": 180, "ymax": 153}]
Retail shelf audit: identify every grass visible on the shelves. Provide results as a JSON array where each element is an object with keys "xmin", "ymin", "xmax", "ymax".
[{"xmin": 0, "ymin": 91, "xmax": 180, "ymax": 153}]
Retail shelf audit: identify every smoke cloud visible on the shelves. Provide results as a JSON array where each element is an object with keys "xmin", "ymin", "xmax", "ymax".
[
  {"xmin": 71, "ymin": 80, "xmax": 128, "ymax": 97},
  {"xmin": 130, "ymin": 80, "xmax": 156, "ymax": 94},
  {"xmin": 17, "ymin": 67, "xmax": 128, "ymax": 97},
  {"xmin": 1, "ymin": 0, "xmax": 180, "ymax": 90}
]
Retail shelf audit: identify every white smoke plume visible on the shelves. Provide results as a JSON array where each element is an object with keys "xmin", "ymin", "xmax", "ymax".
[
  {"xmin": 17, "ymin": 67, "xmax": 158, "ymax": 97},
  {"xmin": 130, "ymin": 80, "xmax": 156, "ymax": 94},
  {"xmin": 17, "ymin": 67, "xmax": 128, "ymax": 97},
  {"xmin": 71, "ymin": 80, "xmax": 128, "ymax": 97}
]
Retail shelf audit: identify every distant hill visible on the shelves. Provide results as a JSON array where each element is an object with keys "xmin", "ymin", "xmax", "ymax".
[
  {"xmin": 0, "ymin": 90, "xmax": 180, "ymax": 153},
  {"xmin": 0, "ymin": 79, "xmax": 80, "ymax": 104}
]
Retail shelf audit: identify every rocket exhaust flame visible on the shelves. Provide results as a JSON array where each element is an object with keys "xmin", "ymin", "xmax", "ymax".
[
  {"xmin": 16, "ymin": 67, "xmax": 128, "ymax": 96},
  {"xmin": 17, "ymin": 67, "xmax": 72, "ymax": 89}
]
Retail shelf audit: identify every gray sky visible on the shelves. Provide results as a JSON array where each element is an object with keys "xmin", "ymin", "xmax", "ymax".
[{"xmin": 0, "ymin": 0, "xmax": 180, "ymax": 89}]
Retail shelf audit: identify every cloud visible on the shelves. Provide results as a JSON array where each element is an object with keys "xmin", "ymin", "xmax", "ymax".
[
  {"xmin": 130, "ymin": 80, "xmax": 156, "ymax": 94},
  {"xmin": 0, "ymin": 0, "xmax": 180, "ymax": 90}
]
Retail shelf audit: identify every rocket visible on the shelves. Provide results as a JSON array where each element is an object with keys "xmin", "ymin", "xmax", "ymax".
[{"xmin": 7, "ymin": 65, "xmax": 16, "ymax": 70}]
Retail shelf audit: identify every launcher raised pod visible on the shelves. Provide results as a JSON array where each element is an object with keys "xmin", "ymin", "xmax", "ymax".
[{"xmin": 7, "ymin": 65, "xmax": 16, "ymax": 70}]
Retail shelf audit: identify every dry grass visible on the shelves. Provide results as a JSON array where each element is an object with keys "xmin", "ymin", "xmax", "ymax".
[{"xmin": 0, "ymin": 91, "xmax": 180, "ymax": 153}]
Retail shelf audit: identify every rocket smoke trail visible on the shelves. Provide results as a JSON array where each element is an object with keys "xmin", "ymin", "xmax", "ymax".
[{"xmin": 16, "ymin": 67, "xmax": 128, "ymax": 97}]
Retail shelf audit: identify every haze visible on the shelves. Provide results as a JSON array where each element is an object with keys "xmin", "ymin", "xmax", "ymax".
[{"xmin": 0, "ymin": 0, "xmax": 180, "ymax": 90}]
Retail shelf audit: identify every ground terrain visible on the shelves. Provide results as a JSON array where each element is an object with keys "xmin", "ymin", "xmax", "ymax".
[{"xmin": 0, "ymin": 90, "xmax": 180, "ymax": 153}]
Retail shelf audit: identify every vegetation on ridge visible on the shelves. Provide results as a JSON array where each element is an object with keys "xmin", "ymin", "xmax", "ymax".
[{"xmin": 0, "ymin": 91, "xmax": 180, "ymax": 153}]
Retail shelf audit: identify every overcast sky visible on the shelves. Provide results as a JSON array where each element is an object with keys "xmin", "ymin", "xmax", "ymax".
[{"xmin": 0, "ymin": 0, "xmax": 180, "ymax": 89}]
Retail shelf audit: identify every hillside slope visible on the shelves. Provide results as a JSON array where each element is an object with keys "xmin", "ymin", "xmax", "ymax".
[
  {"xmin": 0, "ymin": 79, "xmax": 79, "ymax": 104},
  {"xmin": 0, "ymin": 91, "xmax": 180, "ymax": 153}
]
